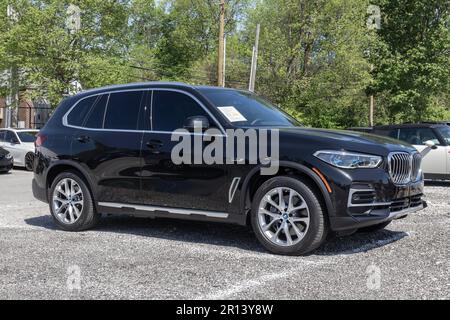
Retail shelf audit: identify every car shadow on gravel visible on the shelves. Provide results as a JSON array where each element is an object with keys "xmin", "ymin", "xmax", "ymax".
[
  {"xmin": 24, "ymin": 214, "xmax": 409, "ymax": 256},
  {"xmin": 425, "ymin": 181, "xmax": 450, "ymax": 187},
  {"xmin": 315, "ymin": 229, "xmax": 409, "ymax": 256}
]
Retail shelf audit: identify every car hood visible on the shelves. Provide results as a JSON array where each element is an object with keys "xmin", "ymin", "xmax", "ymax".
[
  {"xmin": 21, "ymin": 142, "xmax": 36, "ymax": 150},
  {"xmin": 277, "ymin": 127, "xmax": 415, "ymax": 156}
]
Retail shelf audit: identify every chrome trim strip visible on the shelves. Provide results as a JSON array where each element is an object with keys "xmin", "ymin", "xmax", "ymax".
[
  {"xmin": 228, "ymin": 177, "xmax": 241, "ymax": 203},
  {"xmin": 389, "ymin": 202, "xmax": 424, "ymax": 219},
  {"xmin": 98, "ymin": 202, "xmax": 229, "ymax": 219},
  {"xmin": 347, "ymin": 188, "xmax": 392, "ymax": 208},
  {"xmin": 62, "ymin": 88, "xmax": 226, "ymax": 134},
  {"xmin": 101, "ymin": 94, "xmax": 111, "ymax": 129}
]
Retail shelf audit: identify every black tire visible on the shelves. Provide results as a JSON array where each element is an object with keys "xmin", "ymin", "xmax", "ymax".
[
  {"xmin": 358, "ymin": 221, "xmax": 391, "ymax": 233},
  {"xmin": 49, "ymin": 171, "xmax": 100, "ymax": 231},
  {"xmin": 25, "ymin": 152, "xmax": 34, "ymax": 171},
  {"xmin": 251, "ymin": 176, "xmax": 328, "ymax": 256}
]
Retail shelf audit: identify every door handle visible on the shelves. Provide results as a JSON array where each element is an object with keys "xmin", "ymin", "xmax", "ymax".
[
  {"xmin": 76, "ymin": 135, "xmax": 90, "ymax": 143},
  {"xmin": 146, "ymin": 140, "xmax": 163, "ymax": 153}
]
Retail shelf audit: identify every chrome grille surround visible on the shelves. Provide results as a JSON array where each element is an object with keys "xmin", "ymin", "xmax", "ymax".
[
  {"xmin": 388, "ymin": 152, "xmax": 422, "ymax": 185},
  {"xmin": 411, "ymin": 152, "xmax": 423, "ymax": 182}
]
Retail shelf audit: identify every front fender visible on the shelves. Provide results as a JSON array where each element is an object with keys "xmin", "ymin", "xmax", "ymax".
[{"xmin": 240, "ymin": 161, "xmax": 335, "ymax": 218}]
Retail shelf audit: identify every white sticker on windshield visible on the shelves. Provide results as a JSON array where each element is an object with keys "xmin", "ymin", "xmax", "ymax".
[{"xmin": 218, "ymin": 106, "xmax": 247, "ymax": 123}]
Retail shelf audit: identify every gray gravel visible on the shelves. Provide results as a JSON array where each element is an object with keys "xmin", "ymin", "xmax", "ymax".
[{"xmin": 0, "ymin": 169, "xmax": 449, "ymax": 300}]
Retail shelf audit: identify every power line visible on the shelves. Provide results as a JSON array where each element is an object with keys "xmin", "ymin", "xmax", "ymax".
[{"xmin": 127, "ymin": 65, "xmax": 248, "ymax": 85}]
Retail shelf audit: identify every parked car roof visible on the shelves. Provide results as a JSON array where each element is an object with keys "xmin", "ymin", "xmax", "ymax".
[
  {"xmin": 373, "ymin": 123, "xmax": 448, "ymax": 130},
  {"xmin": 2, "ymin": 128, "xmax": 39, "ymax": 132},
  {"xmin": 346, "ymin": 127, "xmax": 373, "ymax": 132}
]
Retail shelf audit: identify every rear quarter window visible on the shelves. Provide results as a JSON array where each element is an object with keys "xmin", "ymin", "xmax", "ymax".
[
  {"xmin": 84, "ymin": 95, "xmax": 108, "ymax": 129},
  {"xmin": 67, "ymin": 96, "xmax": 97, "ymax": 127}
]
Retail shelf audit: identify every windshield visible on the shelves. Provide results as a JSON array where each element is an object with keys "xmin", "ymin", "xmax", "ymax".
[
  {"xmin": 199, "ymin": 88, "xmax": 300, "ymax": 127},
  {"xmin": 17, "ymin": 131, "xmax": 38, "ymax": 143},
  {"xmin": 438, "ymin": 126, "xmax": 450, "ymax": 144}
]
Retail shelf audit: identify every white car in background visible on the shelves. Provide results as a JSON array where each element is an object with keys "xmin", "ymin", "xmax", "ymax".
[
  {"xmin": 372, "ymin": 123, "xmax": 450, "ymax": 181},
  {"xmin": 0, "ymin": 128, "xmax": 39, "ymax": 171}
]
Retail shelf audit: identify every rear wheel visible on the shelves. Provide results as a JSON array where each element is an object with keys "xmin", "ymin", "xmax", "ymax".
[
  {"xmin": 49, "ymin": 171, "xmax": 100, "ymax": 231},
  {"xmin": 251, "ymin": 176, "xmax": 328, "ymax": 256},
  {"xmin": 25, "ymin": 152, "xmax": 34, "ymax": 171}
]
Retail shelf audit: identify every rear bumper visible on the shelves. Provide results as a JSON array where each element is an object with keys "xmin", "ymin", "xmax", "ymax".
[{"xmin": 32, "ymin": 177, "xmax": 48, "ymax": 203}]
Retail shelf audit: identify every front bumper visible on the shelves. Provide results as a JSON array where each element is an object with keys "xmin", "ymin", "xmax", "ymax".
[
  {"xmin": 313, "ymin": 161, "xmax": 427, "ymax": 231},
  {"xmin": 331, "ymin": 198, "xmax": 426, "ymax": 231}
]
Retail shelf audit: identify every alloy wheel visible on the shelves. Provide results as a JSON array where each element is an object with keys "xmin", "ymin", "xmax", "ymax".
[
  {"xmin": 52, "ymin": 178, "xmax": 84, "ymax": 224},
  {"xmin": 25, "ymin": 153, "xmax": 34, "ymax": 171},
  {"xmin": 257, "ymin": 187, "xmax": 310, "ymax": 247}
]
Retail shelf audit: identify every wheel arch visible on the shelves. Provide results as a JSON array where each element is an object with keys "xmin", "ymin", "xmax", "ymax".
[
  {"xmin": 46, "ymin": 161, "xmax": 97, "ymax": 204},
  {"xmin": 240, "ymin": 161, "xmax": 335, "ymax": 224}
]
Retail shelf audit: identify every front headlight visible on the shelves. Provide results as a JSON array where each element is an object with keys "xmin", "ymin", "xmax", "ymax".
[{"xmin": 314, "ymin": 150, "xmax": 382, "ymax": 169}]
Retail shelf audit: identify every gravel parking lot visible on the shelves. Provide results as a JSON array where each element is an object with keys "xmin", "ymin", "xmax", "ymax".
[{"xmin": 0, "ymin": 169, "xmax": 449, "ymax": 300}]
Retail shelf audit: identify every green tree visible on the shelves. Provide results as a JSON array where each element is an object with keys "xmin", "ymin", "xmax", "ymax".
[
  {"xmin": 0, "ymin": 0, "xmax": 132, "ymax": 106},
  {"xmin": 153, "ymin": 0, "xmax": 249, "ymax": 83},
  {"xmin": 370, "ymin": 0, "xmax": 450, "ymax": 122},
  {"xmin": 244, "ymin": 0, "xmax": 375, "ymax": 128}
]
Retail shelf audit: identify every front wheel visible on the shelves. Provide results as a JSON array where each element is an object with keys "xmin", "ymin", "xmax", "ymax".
[
  {"xmin": 251, "ymin": 176, "xmax": 328, "ymax": 256},
  {"xmin": 25, "ymin": 152, "xmax": 34, "ymax": 171},
  {"xmin": 49, "ymin": 171, "xmax": 100, "ymax": 231}
]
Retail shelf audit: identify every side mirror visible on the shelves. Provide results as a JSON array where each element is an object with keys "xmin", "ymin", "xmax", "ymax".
[
  {"xmin": 421, "ymin": 140, "xmax": 438, "ymax": 158},
  {"xmin": 183, "ymin": 116, "xmax": 210, "ymax": 132},
  {"xmin": 425, "ymin": 140, "xmax": 438, "ymax": 150},
  {"xmin": 11, "ymin": 138, "xmax": 20, "ymax": 145}
]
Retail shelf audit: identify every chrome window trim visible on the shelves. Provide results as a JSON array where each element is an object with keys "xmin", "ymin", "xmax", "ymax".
[
  {"xmin": 62, "ymin": 88, "xmax": 226, "ymax": 135},
  {"xmin": 101, "ymin": 94, "xmax": 111, "ymax": 129},
  {"xmin": 98, "ymin": 202, "xmax": 229, "ymax": 219},
  {"xmin": 149, "ymin": 90, "xmax": 154, "ymax": 130}
]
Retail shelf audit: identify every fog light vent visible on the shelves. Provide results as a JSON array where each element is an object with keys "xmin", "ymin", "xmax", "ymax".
[{"xmin": 351, "ymin": 191, "xmax": 376, "ymax": 205}]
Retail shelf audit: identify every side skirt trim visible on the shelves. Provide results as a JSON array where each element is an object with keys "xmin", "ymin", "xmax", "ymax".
[{"xmin": 98, "ymin": 202, "xmax": 229, "ymax": 219}]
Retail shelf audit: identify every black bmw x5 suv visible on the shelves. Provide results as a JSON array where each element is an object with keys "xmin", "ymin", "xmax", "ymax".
[{"xmin": 33, "ymin": 82, "xmax": 426, "ymax": 255}]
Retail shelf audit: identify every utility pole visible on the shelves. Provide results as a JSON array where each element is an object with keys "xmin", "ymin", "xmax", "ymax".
[
  {"xmin": 369, "ymin": 63, "xmax": 375, "ymax": 127},
  {"xmin": 222, "ymin": 36, "xmax": 227, "ymax": 87},
  {"xmin": 369, "ymin": 95, "xmax": 375, "ymax": 127},
  {"xmin": 217, "ymin": 0, "xmax": 225, "ymax": 87},
  {"xmin": 6, "ymin": 5, "xmax": 19, "ymax": 128},
  {"xmin": 66, "ymin": 4, "xmax": 82, "ymax": 95},
  {"xmin": 249, "ymin": 24, "xmax": 260, "ymax": 92}
]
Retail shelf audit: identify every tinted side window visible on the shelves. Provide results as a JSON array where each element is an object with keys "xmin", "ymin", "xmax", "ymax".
[
  {"xmin": 152, "ymin": 91, "xmax": 210, "ymax": 132},
  {"xmin": 373, "ymin": 129, "xmax": 398, "ymax": 139},
  {"xmin": 67, "ymin": 96, "xmax": 97, "ymax": 126},
  {"xmin": 5, "ymin": 131, "xmax": 16, "ymax": 143},
  {"xmin": 398, "ymin": 128, "xmax": 439, "ymax": 145},
  {"xmin": 0, "ymin": 131, "xmax": 5, "ymax": 142},
  {"xmin": 84, "ymin": 94, "xmax": 108, "ymax": 129},
  {"xmin": 104, "ymin": 91, "xmax": 144, "ymax": 130}
]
